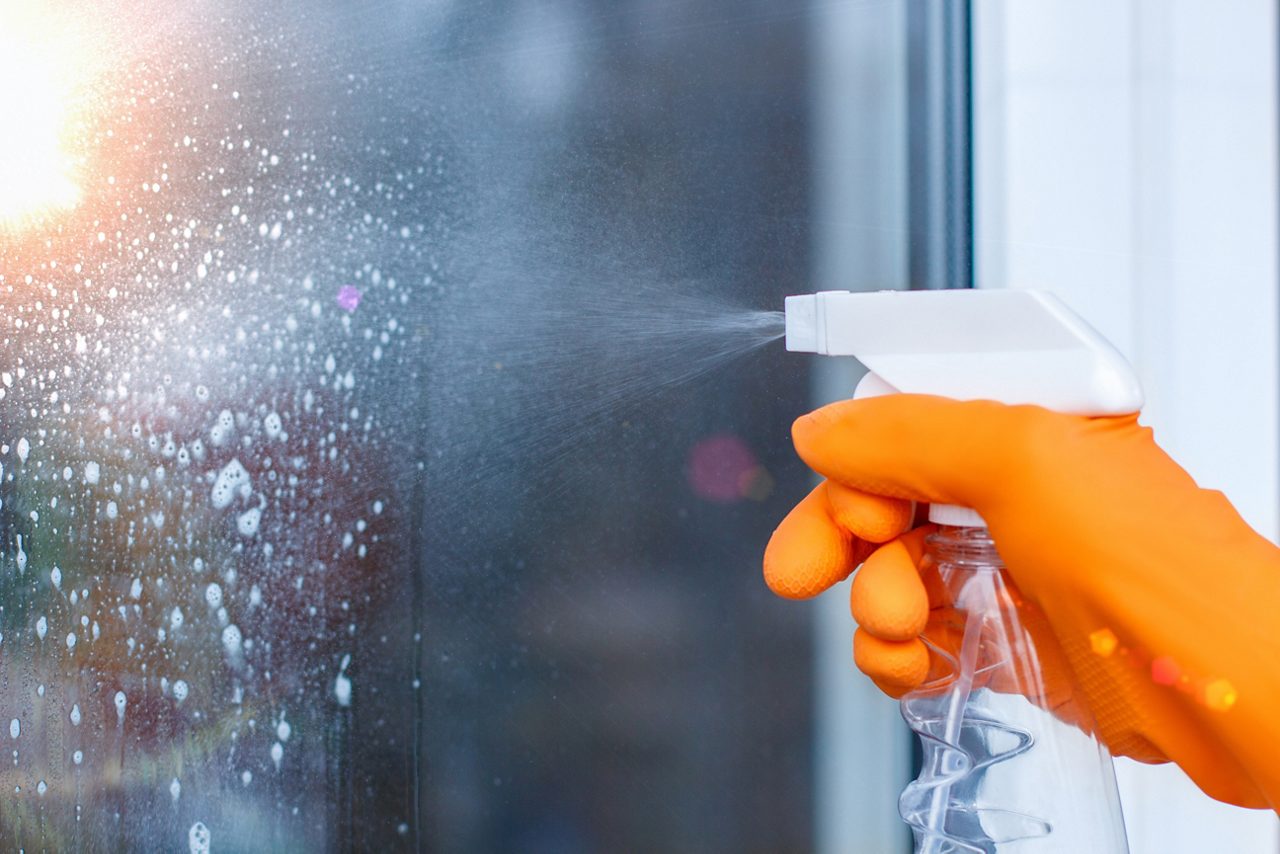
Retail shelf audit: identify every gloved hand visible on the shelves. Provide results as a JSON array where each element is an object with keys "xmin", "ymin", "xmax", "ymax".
[{"xmin": 763, "ymin": 395, "xmax": 1280, "ymax": 811}]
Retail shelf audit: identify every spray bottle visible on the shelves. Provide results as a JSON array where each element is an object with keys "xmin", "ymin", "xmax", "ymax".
[{"xmin": 784, "ymin": 289, "xmax": 1134, "ymax": 853}]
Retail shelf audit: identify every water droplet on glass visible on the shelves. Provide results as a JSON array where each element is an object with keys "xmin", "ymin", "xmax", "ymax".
[
  {"xmin": 334, "ymin": 654, "xmax": 352, "ymax": 707},
  {"xmin": 211, "ymin": 459, "xmax": 250, "ymax": 509},
  {"xmin": 188, "ymin": 821, "xmax": 211, "ymax": 854},
  {"xmin": 221, "ymin": 624, "xmax": 243, "ymax": 660},
  {"xmin": 236, "ymin": 506, "xmax": 261, "ymax": 537}
]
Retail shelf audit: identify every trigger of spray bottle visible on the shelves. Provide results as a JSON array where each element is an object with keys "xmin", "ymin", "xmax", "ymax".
[{"xmin": 784, "ymin": 289, "xmax": 1134, "ymax": 853}]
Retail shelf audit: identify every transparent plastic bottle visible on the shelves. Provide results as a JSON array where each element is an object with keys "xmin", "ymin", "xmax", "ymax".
[{"xmin": 899, "ymin": 526, "xmax": 1129, "ymax": 854}]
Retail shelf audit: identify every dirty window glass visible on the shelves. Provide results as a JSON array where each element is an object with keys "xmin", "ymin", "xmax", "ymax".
[{"xmin": 0, "ymin": 1, "xmax": 852, "ymax": 851}]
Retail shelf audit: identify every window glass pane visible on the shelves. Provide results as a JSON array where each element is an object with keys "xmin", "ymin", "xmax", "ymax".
[{"xmin": 0, "ymin": 1, "xmax": 902, "ymax": 850}]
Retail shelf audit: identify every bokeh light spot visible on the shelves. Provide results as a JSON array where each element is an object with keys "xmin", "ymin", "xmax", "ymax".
[
  {"xmin": 1150, "ymin": 655, "xmax": 1181, "ymax": 686},
  {"xmin": 336, "ymin": 285, "xmax": 362, "ymax": 312},
  {"xmin": 1204, "ymin": 679, "xmax": 1238, "ymax": 711},
  {"xmin": 687, "ymin": 434, "xmax": 761, "ymax": 503},
  {"xmin": 738, "ymin": 466, "xmax": 774, "ymax": 502},
  {"xmin": 1089, "ymin": 628, "xmax": 1118, "ymax": 657}
]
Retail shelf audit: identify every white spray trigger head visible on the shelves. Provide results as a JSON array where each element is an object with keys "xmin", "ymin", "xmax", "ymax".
[
  {"xmin": 784, "ymin": 289, "xmax": 1145, "ymax": 527},
  {"xmin": 784, "ymin": 289, "xmax": 1143, "ymax": 416}
]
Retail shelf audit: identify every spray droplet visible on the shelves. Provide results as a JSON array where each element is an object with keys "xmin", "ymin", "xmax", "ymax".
[
  {"xmin": 173, "ymin": 680, "xmax": 189, "ymax": 703},
  {"xmin": 70, "ymin": 704, "xmax": 81, "ymax": 726},
  {"xmin": 50, "ymin": 567, "xmax": 61, "ymax": 589},
  {"xmin": 35, "ymin": 616, "xmax": 47, "ymax": 641},
  {"xmin": 9, "ymin": 719, "xmax": 19, "ymax": 739},
  {"xmin": 170, "ymin": 607, "xmax": 184, "ymax": 629},
  {"xmin": 276, "ymin": 717, "xmax": 291, "ymax": 742},
  {"xmin": 114, "ymin": 691, "xmax": 127, "ymax": 723},
  {"xmin": 270, "ymin": 741, "xmax": 283, "ymax": 771},
  {"xmin": 36, "ymin": 780, "xmax": 46, "ymax": 795},
  {"xmin": 72, "ymin": 750, "xmax": 83, "ymax": 765},
  {"xmin": 170, "ymin": 777, "xmax": 181, "ymax": 801}
]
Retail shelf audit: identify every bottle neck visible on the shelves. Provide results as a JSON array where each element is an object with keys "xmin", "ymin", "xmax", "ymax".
[{"xmin": 926, "ymin": 525, "xmax": 1005, "ymax": 570}]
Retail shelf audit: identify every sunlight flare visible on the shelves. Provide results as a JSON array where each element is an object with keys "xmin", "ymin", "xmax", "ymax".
[{"xmin": 0, "ymin": 4, "xmax": 91, "ymax": 228}]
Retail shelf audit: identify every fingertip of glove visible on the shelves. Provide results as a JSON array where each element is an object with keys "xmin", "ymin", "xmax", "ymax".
[
  {"xmin": 789, "ymin": 411, "xmax": 819, "ymax": 449},
  {"xmin": 853, "ymin": 630, "xmax": 929, "ymax": 690},
  {"xmin": 870, "ymin": 677, "xmax": 909, "ymax": 700},
  {"xmin": 849, "ymin": 540, "xmax": 929, "ymax": 640},
  {"xmin": 763, "ymin": 525, "xmax": 855, "ymax": 600},
  {"xmin": 790, "ymin": 401, "xmax": 849, "ymax": 446},
  {"xmin": 763, "ymin": 483, "xmax": 862, "ymax": 599}
]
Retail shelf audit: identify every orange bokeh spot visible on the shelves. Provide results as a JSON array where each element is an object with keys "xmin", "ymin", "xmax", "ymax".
[
  {"xmin": 1151, "ymin": 655, "xmax": 1181, "ymax": 686},
  {"xmin": 1089, "ymin": 628, "xmax": 1118, "ymax": 657},
  {"xmin": 738, "ymin": 466, "xmax": 774, "ymax": 502},
  {"xmin": 1204, "ymin": 679, "xmax": 1238, "ymax": 711}
]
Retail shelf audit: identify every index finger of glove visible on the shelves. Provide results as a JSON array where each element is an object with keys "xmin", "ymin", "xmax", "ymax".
[{"xmin": 792, "ymin": 395, "xmax": 1048, "ymax": 507}]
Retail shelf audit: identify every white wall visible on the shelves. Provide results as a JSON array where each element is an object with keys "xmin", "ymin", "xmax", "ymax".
[{"xmin": 974, "ymin": 1, "xmax": 1280, "ymax": 850}]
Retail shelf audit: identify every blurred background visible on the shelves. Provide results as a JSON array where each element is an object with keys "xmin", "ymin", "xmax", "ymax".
[{"xmin": 0, "ymin": 0, "xmax": 1276, "ymax": 852}]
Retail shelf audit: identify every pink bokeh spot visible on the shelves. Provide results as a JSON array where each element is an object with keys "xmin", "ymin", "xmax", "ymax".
[
  {"xmin": 687, "ymin": 434, "xmax": 759, "ymax": 503},
  {"xmin": 336, "ymin": 285, "xmax": 362, "ymax": 312}
]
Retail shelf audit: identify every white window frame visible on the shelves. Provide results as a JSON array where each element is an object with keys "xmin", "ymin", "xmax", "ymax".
[{"xmin": 974, "ymin": 1, "xmax": 1280, "ymax": 850}]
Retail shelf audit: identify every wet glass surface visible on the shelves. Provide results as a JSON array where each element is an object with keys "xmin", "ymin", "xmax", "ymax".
[{"xmin": 0, "ymin": 1, "xmax": 865, "ymax": 850}]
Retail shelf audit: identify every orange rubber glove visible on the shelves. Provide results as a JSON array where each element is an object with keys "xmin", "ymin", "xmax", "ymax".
[{"xmin": 763, "ymin": 395, "xmax": 1280, "ymax": 811}]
